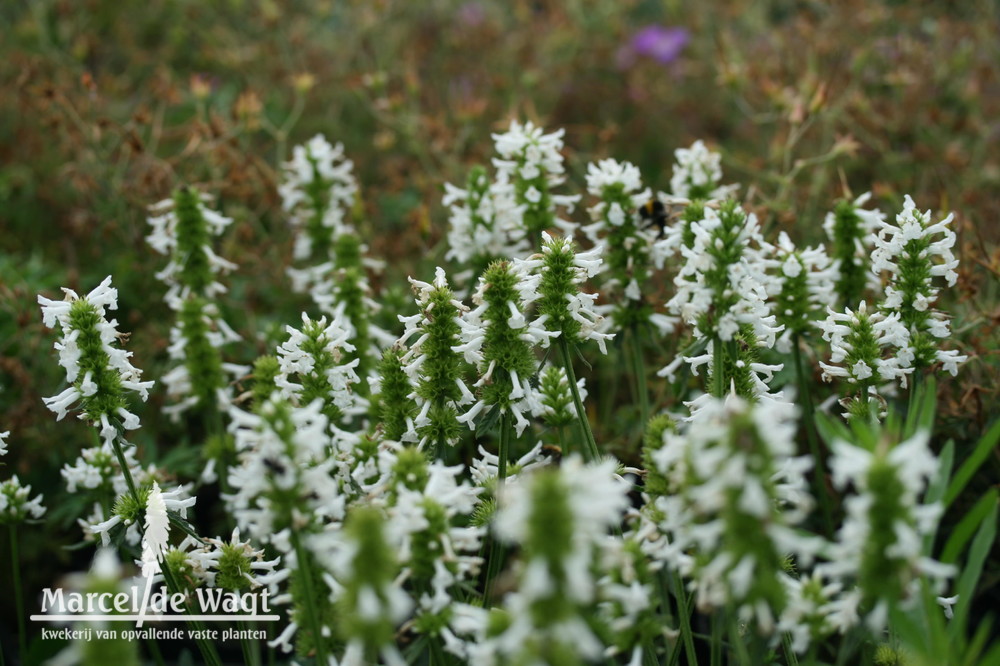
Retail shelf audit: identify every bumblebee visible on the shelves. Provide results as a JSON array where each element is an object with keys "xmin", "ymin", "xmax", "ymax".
[{"xmin": 638, "ymin": 198, "xmax": 669, "ymax": 237}]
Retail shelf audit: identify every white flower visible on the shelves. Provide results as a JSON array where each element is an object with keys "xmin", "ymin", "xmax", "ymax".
[
  {"xmin": 140, "ymin": 482, "xmax": 170, "ymax": 578},
  {"xmin": 38, "ymin": 276, "xmax": 154, "ymax": 444},
  {"xmin": 146, "ymin": 191, "xmax": 237, "ymax": 309},
  {"xmin": 669, "ymin": 140, "xmax": 738, "ymax": 200},
  {"xmin": 492, "ymin": 120, "xmax": 580, "ymax": 235},
  {"xmin": 280, "ymin": 134, "xmax": 358, "ymax": 262},
  {"xmin": 0, "ymin": 475, "xmax": 47, "ymax": 523}
]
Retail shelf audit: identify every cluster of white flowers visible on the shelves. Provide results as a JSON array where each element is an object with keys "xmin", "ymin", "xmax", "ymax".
[
  {"xmin": 492, "ymin": 120, "xmax": 580, "ymax": 237},
  {"xmin": 279, "ymin": 134, "xmax": 359, "ymax": 262},
  {"xmin": 871, "ymin": 195, "xmax": 967, "ymax": 374},
  {"xmin": 582, "ymin": 158, "xmax": 675, "ymax": 333},
  {"xmin": 225, "ymin": 398, "xmax": 343, "ymax": 551},
  {"xmin": 480, "ymin": 457, "xmax": 632, "ymax": 663},
  {"xmin": 668, "ymin": 202, "xmax": 781, "ymax": 345},
  {"xmin": 668, "ymin": 140, "xmax": 737, "ymax": 201},
  {"xmin": 818, "ymin": 301, "xmax": 911, "ymax": 386},
  {"xmin": 454, "ymin": 261, "xmax": 555, "ymax": 436},
  {"xmin": 38, "ymin": 276, "xmax": 154, "ymax": 445},
  {"xmin": 276, "ymin": 312, "xmax": 367, "ymax": 421},
  {"xmin": 160, "ymin": 299, "xmax": 246, "ymax": 420},
  {"xmin": 444, "ymin": 167, "xmax": 527, "ymax": 278},
  {"xmin": 89, "ymin": 483, "xmax": 195, "ymax": 548},
  {"xmin": 644, "ymin": 396, "xmax": 816, "ymax": 633},
  {"xmin": 146, "ymin": 192, "xmax": 238, "ymax": 308},
  {"xmin": 819, "ymin": 430, "xmax": 954, "ymax": 631},
  {"xmin": 0, "ymin": 467, "xmax": 47, "ymax": 524},
  {"xmin": 772, "ymin": 231, "xmax": 839, "ymax": 352},
  {"xmin": 396, "ymin": 268, "xmax": 476, "ymax": 447},
  {"xmin": 519, "ymin": 232, "xmax": 615, "ymax": 353},
  {"xmin": 823, "ymin": 192, "xmax": 885, "ymax": 304}
]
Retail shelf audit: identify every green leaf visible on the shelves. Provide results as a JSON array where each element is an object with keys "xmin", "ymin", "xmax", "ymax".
[
  {"xmin": 945, "ymin": 419, "xmax": 1000, "ymax": 507},
  {"xmin": 941, "ymin": 488, "xmax": 998, "ymax": 564},
  {"xmin": 950, "ymin": 499, "xmax": 998, "ymax": 638},
  {"xmin": 814, "ymin": 410, "xmax": 851, "ymax": 448},
  {"xmin": 904, "ymin": 375, "xmax": 937, "ymax": 438}
]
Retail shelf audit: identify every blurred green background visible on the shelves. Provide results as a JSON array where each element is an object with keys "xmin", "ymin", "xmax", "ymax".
[{"xmin": 2, "ymin": 0, "xmax": 999, "ymax": 659}]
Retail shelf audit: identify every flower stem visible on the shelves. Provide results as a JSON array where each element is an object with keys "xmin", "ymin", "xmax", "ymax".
[
  {"xmin": 238, "ymin": 619, "xmax": 262, "ymax": 666},
  {"xmin": 630, "ymin": 325, "xmax": 651, "ymax": 428},
  {"xmin": 792, "ymin": 334, "xmax": 834, "ymax": 536},
  {"xmin": 159, "ymin": 561, "xmax": 222, "ymax": 666},
  {"xmin": 9, "ymin": 524, "xmax": 27, "ymax": 661},
  {"xmin": 558, "ymin": 338, "xmax": 600, "ymax": 461},
  {"xmin": 484, "ymin": 412, "xmax": 513, "ymax": 605},
  {"xmin": 671, "ymin": 570, "xmax": 698, "ymax": 666},
  {"xmin": 290, "ymin": 531, "xmax": 328, "ymax": 665},
  {"xmin": 712, "ymin": 337, "xmax": 726, "ymax": 398}
]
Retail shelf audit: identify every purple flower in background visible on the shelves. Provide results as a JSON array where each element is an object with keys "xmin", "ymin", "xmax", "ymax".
[
  {"xmin": 617, "ymin": 25, "xmax": 690, "ymax": 69},
  {"xmin": 456, "ymin": 2, "xmax": 487, "ymax": 28}
]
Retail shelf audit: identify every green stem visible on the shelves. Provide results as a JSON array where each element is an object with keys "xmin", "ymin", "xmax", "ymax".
[
  {"xmin": 159, "ymin": 563, "xmax": 223, "ymax": 666},
  {"xmin": 558, "ymin": 339, "xmax": 600, "ymax": 461},
  {"xmin": 670, "ymin": 570, "xmax": 698, "ymax": 666},
  {"xmin": 792, "ymin": 334, "xmax": 834, "ymax": 536},
  {"xmin": 9, "ymin": 524, "xmax": 26, "ymax": 662},
  {"xmin": 238, "ymin": 619, "xmax": 262, "ymax": 666},
  {"xmin": 108, "ymin": 424, "xmax": 140, "ymax": 506},
  {"xmin": 484, "ymin": 412, "xmax": 512, "ymax": 605},
  {"xmin": 290, "ymin": 531, "xmax": 328, "ymax": 665},
  {"xmin": 710, "ymin": 614, "xmax": 723, "ymax": 666},
  {"xmin": 630, "ymin": 325, "xmax": 651, "ymax": 428},
  {"xmin": 712, "ymin": 337, "xmax": 727, "ymax": 398}
]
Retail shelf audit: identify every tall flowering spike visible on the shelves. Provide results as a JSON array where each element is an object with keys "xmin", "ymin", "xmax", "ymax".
[
  {"xmin": 490, "ymin": 457, "xmax": 631, "ymax": 664},
  {"xmin": 382, "ymin": 450, "xmax": 484, "ymax": 649},
  {"xmin": 160, "ymin": 296, "xmax": 244, "ymax": 420},
  {"xmin": 524, "ymin": 233, "xmax": 615, "ymax": 353},
  {"xmin": 276, "ymin": 312, "xmax": 366, "ymax": 426},
  {"xmin": 140, "ymin": 481, "xmax": 170, "ymax": 578},
  {"xmin": 646, "ymin": 397, "xmax": 817, "ymax": 635},
  {"xmin": 444, "ymin": 165, "xmax": 528, "ymax": 282},
  {"xmin": 819, "ymin": 302, "xmax": 912, "ymax": 420},
  {"xmin": 582, "ymin": 159, "xmax": 674, "ymax": 334},
  {"xmin": 279, "ymin": 134, "xmax": 358, "ymax": 264},
  {"xmin": 372, "ymin": 345, "xmax": 418, "ymax": 442},
  {"xmin": 147, "ymin": 188, "xmax": 243, "ymax": 419},
  {"xmin": 325, "ymin": 507, "xmax": 413, "ymax": 666},
  {"xmin": 399, "ymin": 268, "xmax": 474, "ymax": 451},
  {"xmin": 491, "ymin": 120, "xmax": 580, "ymax": 241},
  {"xmin": 818, "ymin": 430, "xmax": 954, "ymax": 632},
  {"xmin": 668, "ymin": 140, "xmax": 737, "ymax": 201},
  {"xmin": 872, "ymin": 195, "xmax": 967, "ymax": 374},
  {"xmin": 146, "ymin": 187, "xmax": 238, "ymax": 307},
  {"xmin": 823, "ymin": 192, "xmax": 884, "ymax": 308},
  {"xmin": 38, "ymin": 276, "xmax": 154, "ymax": 446},
  {"xmin": 668, "ymin": 200, "xmax": 781, "ymax": 345},
  {"xmin": 454, "ymin": 261, "xmax": 553, "ymax": 436},
  {"xmin": 772, "ymin": 231, "xmax": 838, "ymax": 352},
  {"xmin": 225, "ymin": 397, "xmax": 341, "ymax": 548},
  {"xmin": 308, "ymin": 263, "xmax": 395, "ymax": 387}
]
